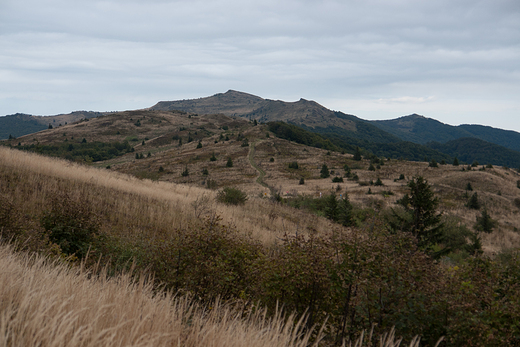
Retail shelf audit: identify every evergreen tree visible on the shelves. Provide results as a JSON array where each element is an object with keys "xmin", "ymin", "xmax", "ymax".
[
  {"xmin": 389, "ymin": 176, "xmax": 443, "ymax": 255},
  {"xmin": 466, "ymin": 192, "xmax": 480, "ymax": 210},
  {"xmin": 453, "ymin": 157, "xmax": 459, "ymax": 166},
  {"xmin": 226, "ymin": 157, "xmax": 233, "ymax": 167},
  {"xmin": 197, "ymin": 141, "xmax": 203, "ymax": 149},
  {"xmin": 320, "ymin": 164, "xmax": 330, "ymax": 178},
  {"xmin": 339, "ymin": 194, "xmax": 353, "ymax": 226},
  {"xmin": 324, "ymin": 194, "xmax": 339, "ymax": 221},
  {"xmin": 475, "ymin": 206, "xmax": 496, "ymax": 233},
  {"xmin": 353, "ymin": 147, "xmax": 362, "ymax": 161}
]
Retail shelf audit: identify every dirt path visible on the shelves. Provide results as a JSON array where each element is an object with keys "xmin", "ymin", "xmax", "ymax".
[{"xmin": 248, "ymin": 140, "xmax": 268, "ymax": 188}]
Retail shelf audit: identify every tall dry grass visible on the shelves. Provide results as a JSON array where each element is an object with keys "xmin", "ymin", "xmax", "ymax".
[
  {"xmin": 0, "ymin": 243, "xmax": 318, "ymax": 347},
  {"xmin": 0, "ymin": 146, "xmax": 336, "ymax": 246}
]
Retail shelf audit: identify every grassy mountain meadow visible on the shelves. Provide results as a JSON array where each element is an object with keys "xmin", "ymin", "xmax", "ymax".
[{"xmin": 2, "ymin": 95, "xmax": 520, "ymax": 345}]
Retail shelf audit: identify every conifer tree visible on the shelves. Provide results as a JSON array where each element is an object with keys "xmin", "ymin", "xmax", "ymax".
[
  {"xmin": 320, "ymin": 164, "xmax": 330, "ymax": 178},
  {"xmin": 475, "ymin": 206, "xmax": 496, "ymax": 233},
  {"xmin": 389, "ymin": 176, "xmax": 443, "ymax": 255},
  {"xmin": 353, "ymin": 147, "xmax": 362, "ymax": 161}
]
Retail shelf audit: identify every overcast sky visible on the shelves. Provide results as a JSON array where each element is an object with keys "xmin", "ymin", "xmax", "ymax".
[{"xmin": 1, "ymin": 0, "xmax": 519, "ymax": 130}]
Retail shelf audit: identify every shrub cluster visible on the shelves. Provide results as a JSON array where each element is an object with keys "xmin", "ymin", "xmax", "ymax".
[
  {"xmin": 216, "ymin": 187, "xmax": 248, "ymax": 205},
  {"xmin": 17, "ymin": 141, "xmax": 133, "ymax": 162}
]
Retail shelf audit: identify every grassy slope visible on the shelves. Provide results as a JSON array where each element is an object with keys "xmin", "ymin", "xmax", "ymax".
[
  {"xmin": 0, "ymin": 243, "xmax": 318, "ymax": 347},
  {"xmin": 2, "ymin": 142, "xmax": 520, "ymax": 344}
]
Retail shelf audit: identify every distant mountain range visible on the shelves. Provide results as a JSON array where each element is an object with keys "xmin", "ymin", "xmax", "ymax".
[
  {"xmin": 0, "ymin": 112, "xmax": 102, "ymax": 140},
  {"xmin": 2, "ymin": 90, "xmax": 520, "ymax": 167},
  {"xmin": 371, "ymin": 114, "xmax": 520, "ymax": 153}
]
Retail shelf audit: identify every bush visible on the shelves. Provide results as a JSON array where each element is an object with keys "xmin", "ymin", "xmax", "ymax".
[
  {"xmin": 288, "ymin": 161, "xmax": 299, "ymax": 169},
  {"xmin": 226, "ymin": 157, "xmax": 233, "ymax": 167},
  {"xmin": 216, "ymin": 187, "xmax": 248, "ymax": 205},
  {"xmin": 332, "ymin": 176, "xmax": 344, "ymax": 183},
  {"xmin": 40, "ymin": 192, "xmax": 99, "ymax": 258},
  {"xmin": 299, "ymin": 177, "xmax": 305, "ymax": 185}
]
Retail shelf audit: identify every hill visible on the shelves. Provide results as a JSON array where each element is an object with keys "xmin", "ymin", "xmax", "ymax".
[
  {"xmin": 427, "ymin": 137, "xmax": 520, "ymax": 169},
  {"xmin": 0, "ymin": 111, "xmax": 102, "ymax": 140},
  {"xmin": 371, "ymin": 114, "xmax": 520, "ymax": 152},
  {"xmin": 152, "ymin": 91, "xmax": 520, "ymax": 167},
  {"xmin": 4, "ymin": 106, "xmax": 520, "ymax": 344},
  {"xmin": 152, "ymin": 90, "xmax": 401, "ymax": 144}
]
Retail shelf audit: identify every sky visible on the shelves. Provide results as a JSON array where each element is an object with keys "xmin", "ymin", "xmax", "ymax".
[{"xmin": 1, "ymin": 0, "xmax": 519, "ymax": 131}]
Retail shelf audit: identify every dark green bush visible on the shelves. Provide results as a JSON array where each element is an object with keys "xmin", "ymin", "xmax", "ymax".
[
  {"xmin": 40, "ymin": 192, "xmax": 99, "ymax": 258},
  {"xmin": 288, "ymin": 161, "xmax": 299, "ymax": 169},
  {"xmin": 216, "ymin": 187, "xmax": 248, "ymax": 205}
]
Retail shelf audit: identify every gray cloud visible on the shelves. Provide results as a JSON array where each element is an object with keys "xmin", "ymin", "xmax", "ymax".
[{"xmin": 1, "ymin": 0, "xmax": 519, "ymax": 130}]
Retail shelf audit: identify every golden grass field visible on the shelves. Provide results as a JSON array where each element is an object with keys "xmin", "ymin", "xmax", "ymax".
[
  {"xmin": 2, "ymin": 110, "xmax": 520, "ymax": 346},
  {"xmin": 7, "ymin": 109, "xmax": 520, "ymax": 252}
]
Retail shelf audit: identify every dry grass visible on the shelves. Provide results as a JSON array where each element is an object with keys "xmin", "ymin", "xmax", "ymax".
[
  {"xmin": 0, "ymin": 146, "xmax": 338, "ymax": 246},
  {"xmin": 0, "ymin": 243, "xmax": 318, "ymax": 347}
]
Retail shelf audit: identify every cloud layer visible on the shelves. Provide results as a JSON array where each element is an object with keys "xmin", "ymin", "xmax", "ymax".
[{"xmin": 1, "ymin": 0, "xmax": 519, "ymax": 130}]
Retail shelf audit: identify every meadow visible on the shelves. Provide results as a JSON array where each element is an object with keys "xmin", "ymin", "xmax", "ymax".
[{"xmin": 2, "ymin": 134, "xmax": 520, "ymax": 345}]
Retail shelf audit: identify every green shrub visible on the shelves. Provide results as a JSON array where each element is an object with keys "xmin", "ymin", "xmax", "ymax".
[
  {"xmin": 226, "ymin": 157, "xmax": 233, "ymax": 167},
  {"xmin": 288, "ymin": 161, "xmax": 299, "ymax": 169},
  {"xmin": 40, "ymin": 192, "xmax": 99, "ymax": 258},
  {"xmin": 216, "ymin": 187, "xmax": 248, "ymax": 205},
  {"xmin": 332, "ymin": 176, "xmax": 344, "ymax": 183}
]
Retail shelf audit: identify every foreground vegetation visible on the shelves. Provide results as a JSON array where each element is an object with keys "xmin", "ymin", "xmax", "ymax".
[{"xmin": 1, "ymin": 147, "xmax": 520, "ymax": 346}]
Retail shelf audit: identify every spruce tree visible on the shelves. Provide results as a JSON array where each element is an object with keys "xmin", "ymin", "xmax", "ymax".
[
  {"xmin": 320, "ymin": 164, "xmax": 330, "ymax": 178},
  {"xmin": 475, "ymin": 206, "xmax": 496, "ymax": 233},
  {"xmin": 466, "ymin": 192, "xmax": 480, "ymax": 210},
  {"xmin": 339, "ymin": 194, "xmax": 353, "ymax": 226},
  {"xmin": 389, "ymin": 176, "xmax": 443, "ymax": 254},
  {"xmin": 353, "ymin": 147, "xmax": 362, "ymax": 161}
]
